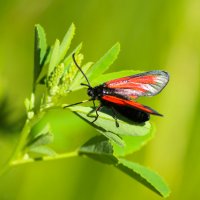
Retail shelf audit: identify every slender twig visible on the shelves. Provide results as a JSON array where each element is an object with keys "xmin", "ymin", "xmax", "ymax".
[
  {"xmin": 0, "ymin": 112, "xmax": 45, "ymax": 176},
  {"xmin": 0, "ymin": 120, "xmax": 31, "ymax": 176},
  {"xmin": 11, "ymin": 150, "xmax": 78, "ymax": 166},
  {"xmin": 0, "ymin": 106, "xmax": 80, "ymax": 177}
]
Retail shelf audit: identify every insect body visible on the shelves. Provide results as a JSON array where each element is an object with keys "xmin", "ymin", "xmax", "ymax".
[{"xmin": 66, "ymin": 54, "xmax": 169, "ymax": 126}]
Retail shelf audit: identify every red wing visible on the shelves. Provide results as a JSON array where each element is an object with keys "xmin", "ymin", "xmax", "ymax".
[
  {"xmin": 105, "ymin": 70, "xmax": 169, "ymax": 98},
  {"xmin": 102, "ymin": 95, "xmax": 162, "ymax": 116}
]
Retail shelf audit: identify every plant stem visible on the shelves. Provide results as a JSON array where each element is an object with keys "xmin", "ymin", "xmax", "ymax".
[
  {"xmin": 11, "ymin": 151, "xmax": 78, "ymax": 166},
  {"xmin": 0, "ymin": 112, "xmax": 45, "ymax": 176},
  {"xmin": 0, "ymin": 106, "xmax": 79, "ymax": 177}
]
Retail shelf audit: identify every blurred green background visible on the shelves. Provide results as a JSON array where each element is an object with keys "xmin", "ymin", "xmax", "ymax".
[{"xmin": 0, "ymin": 0, "xmax": 200, "ymax": 199}]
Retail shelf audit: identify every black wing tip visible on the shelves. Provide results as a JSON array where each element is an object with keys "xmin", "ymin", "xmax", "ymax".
[
  {"xmin": 144, "ymin": 105, "xmax": 163, "ymax": 117},
  {"xmin": 153, "ymin": 112, "xmax": 163, "ymax": 117},
  {"xmin": 150, "ymin": 109, "xmax": 163, "ymax": 117}
]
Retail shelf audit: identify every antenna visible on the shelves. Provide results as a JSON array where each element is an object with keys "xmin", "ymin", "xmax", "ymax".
[
  {"xmin": 70, "ymin": 53, "xmax": 97, "ymax": 113},
  {"xmin": 72, "ymin": 53, "xmax": 91, "ymax": 87}
]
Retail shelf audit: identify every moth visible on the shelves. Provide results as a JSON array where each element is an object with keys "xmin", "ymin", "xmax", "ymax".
[{"xmin": 65, "ymin": 54, "xmax": 169, "ymax": 127}]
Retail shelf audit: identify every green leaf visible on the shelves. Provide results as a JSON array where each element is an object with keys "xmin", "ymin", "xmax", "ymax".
[
  {"xmin": 38, "ymin": 43, "xmax": 82, "ymax": 86},
  {"xmin": 62, "ymin": 43, "xmax": 83, "ymax": 79},
  {"xmin": 63, "ymin": 42, "xmax": 83, "ymax": 67},
  {"xmin": 27, "ymin": 123, "xmax": 53, "ymax": 148},
  {"xmin": 48, "ymin": 39, "xmax": 60, "ymax": 76},
  {"xmin": 97, "ymin": 130, "xmax": 125, "ymax": 147},
  {"xmin": 67, "ymin": 106, "xmax": 151, "ymax": 147},
  {"xmin": 69, "ymin": 106, "xmax": 151, "ymax": 137},
  {"xmin": 27, "ymin": 123, "xmax": 55, "ymax": 156},
  {"xmin": 34, "ymin": 24, "xmax": 47, "ymax": 87},
  {"xmin": 113, "ymin": 123, "xmax": 155, "ymax": 157},
  {"xmin": 116, "ymin": 158, "xmax": 170, "ymax": 197},
  {"xmin": 79, "ymin": 136, "xmax": 170, "ymax": 197},
  {"xmin": 29, "ymin": 145, "xmax": 56, "ymax": 156},
  {"xmin": 59, "ymin": 23, "xmax": 75, "ymax": 62},
  {"xmin": 79, "ymin": 135, "xmax": 118, "ymax": 164},
  {"xmin": 87, "ymin": 43, "xmax": 120, "ymax": 81},
  {"xmin": 31, "ymin": 122, "xmax": 51, "ymax": 138},
  {"xmin": 90, "ymin": 70, "xmax": 142, "ymax": 86},
  {"xmin": 28, "ymin": 132, "xmax": 54, "ymax": 149}
]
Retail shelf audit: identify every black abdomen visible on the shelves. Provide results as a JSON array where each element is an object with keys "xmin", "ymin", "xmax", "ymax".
[
  {"xmin": 113, "ymin": 104, "xmax": 150, "ymax": 123},
  {"xmin": 102, "ymin": 100, "xmax": 150, "ymax": 123}
]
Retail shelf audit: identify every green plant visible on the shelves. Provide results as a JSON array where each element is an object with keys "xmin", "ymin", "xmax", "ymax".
[{"xmin": 0, "ymin": 23, "xmax": 170, "ymax": 197}]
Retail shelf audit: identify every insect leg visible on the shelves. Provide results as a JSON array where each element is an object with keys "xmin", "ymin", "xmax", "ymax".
[
  {"xmin": 110, "ymin": 107, "xmax": 119, "ymax": 127},
  {"xmin": 91, "ymin": 104, "xmax": 103, "ymax": 123},
  {"xmin": 63, "ymin": 99, "xmax": 91, "ymax": 108},
  {"xmin": 92, "ymin": 100, "xmax": 96, "ymax": 108}
]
